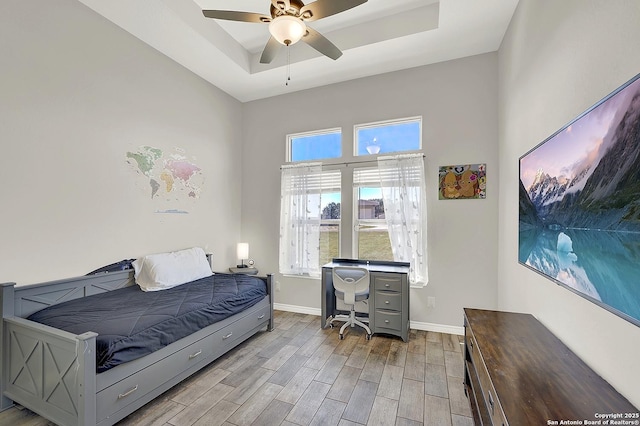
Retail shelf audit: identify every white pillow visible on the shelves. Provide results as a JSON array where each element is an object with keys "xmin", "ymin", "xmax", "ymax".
[{"xmin": 133, "ymin": 247, "xmax": 213, "ymax": 292}]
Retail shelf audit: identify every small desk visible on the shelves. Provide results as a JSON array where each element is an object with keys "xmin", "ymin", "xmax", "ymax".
[{"xmin": 322, "ymin": 259, "xmax": 410, "ymax": 342}]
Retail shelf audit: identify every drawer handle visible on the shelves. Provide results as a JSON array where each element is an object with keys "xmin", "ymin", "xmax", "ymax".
[
  {"xmin": 189, "ymin": 350, "xmax": 202, "ymax": 359},
  {"xmin": 223, "ymin": 332, "xmax": 233, "ymax": 340},
  {"xmin": 258, "ymin": 314, "xmax": 265, "ymax": 319},
  {"xmin": 118, "ymin": 385, "xmax": 138, "ymax": 399},
  {"xmin": 384, "ymin": 300, "xmax": 390, "ymax": 304},
  {"xmin": 384, "ymin": 319, "xmax": 390, "ymax": 324},
  {"xmin": 384, "ymin": 284, "xmax": 390, "ymax": 288}
]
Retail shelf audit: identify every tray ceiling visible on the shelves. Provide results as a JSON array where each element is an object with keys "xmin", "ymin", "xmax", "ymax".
[{"xmin": 77, "ymin": 0, "xmax": 519, "ymax": 102}]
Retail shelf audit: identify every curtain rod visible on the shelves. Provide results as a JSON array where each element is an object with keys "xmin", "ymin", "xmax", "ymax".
[{"xmin": 280, "ymin": 154, "xmax": 425, "ymax": 169}]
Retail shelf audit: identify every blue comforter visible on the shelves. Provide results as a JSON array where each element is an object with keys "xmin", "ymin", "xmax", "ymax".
[{"xmin": 28, "ymin": 273, "xmax": 266, "ymax": 372}]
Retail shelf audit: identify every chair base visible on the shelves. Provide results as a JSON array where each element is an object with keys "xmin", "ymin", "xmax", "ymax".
[{"xmin": 330, "ymin": 310, "xmax": 371, "ymax": 340}]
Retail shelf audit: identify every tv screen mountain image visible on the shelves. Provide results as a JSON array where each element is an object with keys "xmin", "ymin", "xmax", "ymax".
[{"xmin": 518, "ymin": 73, "xmax": 640, "ymax": 327}]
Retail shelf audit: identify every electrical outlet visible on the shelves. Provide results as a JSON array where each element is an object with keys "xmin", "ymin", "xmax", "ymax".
[
  {"xmin": 427, "ymin": 296, "xmax": 436, "ymax": 308},
  {"xmin": 276, "ymin": 281, "xmax": 281, "ymax": 291}
]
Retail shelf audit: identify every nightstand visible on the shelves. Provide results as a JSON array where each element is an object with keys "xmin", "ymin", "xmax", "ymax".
[{"xmin": 228, "ymin": 267, "xmax": 258, "ymax": 275}]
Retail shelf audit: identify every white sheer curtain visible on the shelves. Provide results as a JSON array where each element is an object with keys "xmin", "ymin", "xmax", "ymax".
[
  {"xmin": 378, "ymin": 154, "xmax": 428, "ymax": 286},
  {"xmin": 279, "ymin": 163, "xmax": 323, "ymax": 277}
]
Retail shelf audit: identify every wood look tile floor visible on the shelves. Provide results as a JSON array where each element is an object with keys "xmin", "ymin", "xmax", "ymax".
[{"xmin": 0, "ymin": 311, "xmax": 473, "ymax": 426}]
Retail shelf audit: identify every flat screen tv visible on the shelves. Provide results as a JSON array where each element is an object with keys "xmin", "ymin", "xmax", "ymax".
[{"xmin": 519, "ymin": 73, "xmax": 640, "ymax": 327}]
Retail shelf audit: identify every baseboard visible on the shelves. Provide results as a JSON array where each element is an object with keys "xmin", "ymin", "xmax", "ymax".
[
  {"xmin": 274, "ymin": 303, "xmax": 322, "ymax": 316},
  {"xmin": 273, "ymin": 304, "xmax": 464, "ymax": 335},
  {"xmin": 410, "ymin": 321, "xmax": 464, "ymax": 336}
]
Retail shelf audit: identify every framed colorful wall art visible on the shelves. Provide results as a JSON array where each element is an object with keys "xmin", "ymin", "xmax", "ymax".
[{"xmin": 438, "ymin": 164, "xmax": 486, "ymax": 200}]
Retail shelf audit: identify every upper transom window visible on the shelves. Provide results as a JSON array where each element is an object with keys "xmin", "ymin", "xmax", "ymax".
[
  {"xmin": 354, "ymin": 117, "xmax": 422, "ymax": 156},
  {"xmin": 287, "ymin": 128, "xmax": 342, "ymax": 162}
]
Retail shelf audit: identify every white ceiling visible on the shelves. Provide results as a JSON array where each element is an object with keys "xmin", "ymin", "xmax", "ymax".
[{"xmin": 77, "ymin": 0, "xmax": 519, "ymax": 102}]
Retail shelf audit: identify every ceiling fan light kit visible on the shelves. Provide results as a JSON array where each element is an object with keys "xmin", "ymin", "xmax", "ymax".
[
  {"xmin": 202, "ymin": 0, "xmax": 368, "ymax": 64},
  {"xmin": 269, "ymin": 15, "xmax": 307, "ymax": 46}
]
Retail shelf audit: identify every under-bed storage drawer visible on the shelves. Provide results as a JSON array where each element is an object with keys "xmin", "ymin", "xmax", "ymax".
[
  {"xmin": 213, "ymin": 303, "xmax": 271, "ymax": 352},
  {"xmin": 96, "ymin": 332, "xmax": 216, "ymax": 422},
  {"xmin": 96, "ymin": 302, "xmax": 271, "ymax": 422}
]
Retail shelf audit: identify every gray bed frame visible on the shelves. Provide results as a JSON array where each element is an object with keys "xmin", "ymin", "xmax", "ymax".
[{"xmin": 0, "ymin": 269, "xmax": 274, "ymax": 426}]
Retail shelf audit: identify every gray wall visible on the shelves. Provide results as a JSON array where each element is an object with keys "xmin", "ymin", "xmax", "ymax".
[
  {"xmin": 498, "ymin": 0, "xmax": 640, "ymax": 407},
  {"xmin": 0, "ymin": 0, "xmax": 244, "ymax": 284},
  {"xmin": 242, "ymin": 53, "xmax": 500, "ymax": 328}
]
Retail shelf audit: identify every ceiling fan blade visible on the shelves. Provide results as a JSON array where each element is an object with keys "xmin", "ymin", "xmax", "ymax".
[
  {"xmin": 302, "ymin": 26, "xmax": 342, "ymax": 60},
  {"xmin": 271, "ymin": 0, "xmax": 291, "ymax": 14},
  {"xmin": 260, "ymin": 37, "xmax": 282, "ymax": 64},
  {"xmin": 300, "ymin": 0, "xmax": 367, "ymax": 22},
  {"xmin": 202, "ymin": 10, "xmax": 271, "ymax": 23}
]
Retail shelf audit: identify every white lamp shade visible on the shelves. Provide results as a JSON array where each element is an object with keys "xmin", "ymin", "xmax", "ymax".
[
  {"xmin": 269, "ymin": 15, "xmax": 307, "ymax": 46},
  {"xmin": 237, "ymin": 243, "xmax": 249, "ymax": 260}
]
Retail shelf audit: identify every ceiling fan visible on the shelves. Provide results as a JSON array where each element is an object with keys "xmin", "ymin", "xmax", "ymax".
[{"xmin": 202, "ymin": 0, "xmax": 368, "ymax": 64}]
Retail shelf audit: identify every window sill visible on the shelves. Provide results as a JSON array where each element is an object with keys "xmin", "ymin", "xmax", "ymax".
[{"xmin": 281, "ymin": 274, "xmax": 321, "ymax": 280}]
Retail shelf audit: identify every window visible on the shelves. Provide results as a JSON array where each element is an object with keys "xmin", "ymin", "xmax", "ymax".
[
  {"xmin": 355, "ymin": 117, "xmax": 421, "ymax": 156},
  {"xmin": 288, "ymin": 128, "xmax": 341, "ymax": 162},
  {"xmin": 280, "ymin": 117, "xmax": 427, "ymax": 285},
  {"xmin": 353, "ymin": 168, "xmax": 392, "ymax": 261}
]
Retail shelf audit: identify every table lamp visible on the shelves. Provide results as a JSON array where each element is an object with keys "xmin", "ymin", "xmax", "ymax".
[{"xmin": 237, "ymin": 243, "xmax": 249, "ymax": 268}]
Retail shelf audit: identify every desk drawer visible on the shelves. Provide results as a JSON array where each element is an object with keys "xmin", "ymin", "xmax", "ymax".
[
  {"xmin": 374, "ymin": 310, "xmax": 401, "ymax": 331},
  {"xmin": 374, "ymin": 291, "xmax": 402, "ymax": 311},
  {"xmin": 373, "ymin": 277, "xmax": 402, "ymax": 293}
]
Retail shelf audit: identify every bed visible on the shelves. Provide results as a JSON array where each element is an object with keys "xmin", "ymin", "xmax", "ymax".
[{"xmin": 0, "ymin": 252, "xmax": 274, "ymax": 426}]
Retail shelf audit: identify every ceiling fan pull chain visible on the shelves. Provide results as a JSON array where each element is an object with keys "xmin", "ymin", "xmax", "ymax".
[{"xmin": 286, "ymin": 44, "xmax": 291, "ymax": 86}]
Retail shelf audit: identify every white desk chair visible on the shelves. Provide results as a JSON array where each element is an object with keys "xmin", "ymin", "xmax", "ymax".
[{"xmin": 330, "ymin": 266, "xmax": 372, "ymax": 340}]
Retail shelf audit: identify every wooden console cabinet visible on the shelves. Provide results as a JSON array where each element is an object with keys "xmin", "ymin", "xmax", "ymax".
[{"xmin": 464, "ymin": 308, "xmax": 637, "ymax": 425}]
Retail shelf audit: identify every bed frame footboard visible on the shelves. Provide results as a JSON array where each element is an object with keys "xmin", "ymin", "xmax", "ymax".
[{"xmin": 3, "ymin": 316, "xmax": 97, "ymax": 426}]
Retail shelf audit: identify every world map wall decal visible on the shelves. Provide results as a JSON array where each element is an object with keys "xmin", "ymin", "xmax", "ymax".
[{"xmin": 126, "ymin": 145, "xmax": 204, "ymax": 214}]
